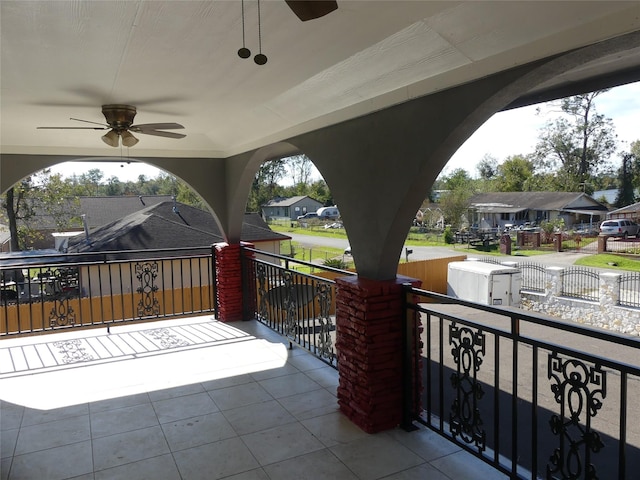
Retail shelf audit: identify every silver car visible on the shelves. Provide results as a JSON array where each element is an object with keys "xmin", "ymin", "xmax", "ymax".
[{"xmin": 599, "ymin": 219, "xmax": 639, "ymax": 238}]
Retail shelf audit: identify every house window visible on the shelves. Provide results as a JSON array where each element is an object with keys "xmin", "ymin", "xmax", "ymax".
[{"xmin": 295, "ymin": 207, "xmax": 300, "ymax": 212}]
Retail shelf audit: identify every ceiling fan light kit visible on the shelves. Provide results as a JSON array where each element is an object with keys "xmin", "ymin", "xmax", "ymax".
[
  {"xmin": 38, "ymin": 103, "xmax": 185, "ymax": 148},
  {"xmin": 101, "ymin": 130, "xmax": 120, "ymax": 147},
  {"xmin": 120, "ymin": 130, "xmax": 139, "ymax": 147}
]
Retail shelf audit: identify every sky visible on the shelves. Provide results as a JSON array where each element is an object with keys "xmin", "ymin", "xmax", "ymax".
[{"xmin": 49, "ymin": 81, "xmax": 640, "ymax": 183}]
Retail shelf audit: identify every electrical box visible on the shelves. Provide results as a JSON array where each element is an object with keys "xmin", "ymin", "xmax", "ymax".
[{"xmin": 447, "ymin": 261, "xmax": 521, "ymax": 307}]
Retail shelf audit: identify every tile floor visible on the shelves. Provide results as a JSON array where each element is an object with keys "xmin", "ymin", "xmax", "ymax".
[{"xmin": 1, "ymin": 316, "xmax": 506, "ymax": 479}]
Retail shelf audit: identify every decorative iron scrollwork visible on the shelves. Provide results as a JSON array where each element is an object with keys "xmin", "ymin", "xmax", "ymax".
[
  {"xmin": 449, "ymin": 322, "xmax": 486, "ymax": 452},
  {"xmin": 47, "ymin": 267, "xmax": 79, "ymax": 327},
  {"xmin": 547, "ymin": 353, "xmax": 606, "ymax": 480},
  {"xmin": 281, "ymin": 271, "xmax": 297, "ymax": 338},
  {"xmin": 315, "ymin": 282, "xmax": 334, "ymax": 363},
  {"xmin": 136, "ymin": 261, "xmax": 160, "ymax": 318},
  {"xmin": 49, "ymin": 299, "xmax": 76, "ymax": 327},
  {"xmin": 256, "ymin": 263, "xmax": 268, "ymax": 320}
]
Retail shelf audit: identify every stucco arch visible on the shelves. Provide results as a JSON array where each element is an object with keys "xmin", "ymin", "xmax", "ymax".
[
  {"xmin": 0, "ymin": 154, "xmax": 233, "ymax": 244},
  {"xmin": 223, "ymin": 142, "xmax": 301, "ymax": 243},
  {"xmin": 275, "ymin": 31, "xmax": 640, "ymax": 280}
]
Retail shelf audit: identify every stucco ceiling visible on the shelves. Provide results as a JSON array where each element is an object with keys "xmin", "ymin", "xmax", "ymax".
[{"xmin": 1, "ymin": 1, "xmax": 639, "ymax": 159}]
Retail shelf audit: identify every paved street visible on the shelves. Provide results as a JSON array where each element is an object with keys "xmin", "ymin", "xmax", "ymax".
[{"xmin": 285, "ymin": 232, "xmax": 635, "ymax": 273}]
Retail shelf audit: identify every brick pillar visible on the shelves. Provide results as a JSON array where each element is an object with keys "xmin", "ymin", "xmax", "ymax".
[
  {"xmin": 335, "ymin": 274, "xmax": 421, "ymax": 433},
  {"xmin": 533, "ymin": 231, "xmax": 541, "ymax": 248},
  {"xmin": 597, "ymin": 235, "xmax": 608, "ymax": 253},
  {"xmin": 554, "ymin": 232, "xmax": 562, "ymax": 252},
  {"xmin": 213, "ymin": 242, "xmax": 254, "ymax": 322}
]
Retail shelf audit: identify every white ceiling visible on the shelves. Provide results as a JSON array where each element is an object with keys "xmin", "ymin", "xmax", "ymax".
[{"xmin": 1, "ymin": 1, "xmax": 639, "ymax": 159}]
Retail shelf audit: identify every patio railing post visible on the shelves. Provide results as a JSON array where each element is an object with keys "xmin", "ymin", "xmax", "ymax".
[
  {"xmin": 401, "ymin": 283, "xmax": 419, "ymax": 431},
  {"xmin": 211, "ymin": 244, "xmax": 218, "ymax": 320}
]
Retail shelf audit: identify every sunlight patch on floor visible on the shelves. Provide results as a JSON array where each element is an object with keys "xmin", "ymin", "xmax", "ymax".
[{"xmin": 0, "ymin": 318, "xmax": 287, "ymax": 410}]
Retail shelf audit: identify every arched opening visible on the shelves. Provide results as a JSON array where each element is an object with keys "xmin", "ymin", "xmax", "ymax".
[
  {"xmin": 244, "ymin": 153, "xmax": 352, "ymax": 270},
  {"xmin": 0, "ymin": 157, "xmax": 224, "ymax": 253}
]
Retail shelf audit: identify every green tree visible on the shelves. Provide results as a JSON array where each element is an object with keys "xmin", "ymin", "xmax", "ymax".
[
  {"xmin": 615, "ymin": 153, "xmax": 635, "ymax": 208},
  {"xmin": 534, "ymin": 90, "xmax": 617, "ymax": 193},
  {"xmin": 476, "ymin": 154, "xmax": 498, "ymax": 180},
  {"xmin": 246, "ymin": 159, "xmax": 287, "ymax": 213},
  {"xmin": 2, "ymin": 185, "xmax": 28, "ymax": 251},
  {"xmin": 436, "ymin": 168, "xmax": 475, "ymax": 229},
  {"xmin": 631, "ymin": 140, "xmax": 640, "ymax": 200},
  {"xmin": 286, "ymin": 155, "xmax": 314, "ymax": 186},
  {"xmin": 495, "ymin": 155, "xmax": 534, "ymax": 192},
  {"xmin": 1, "ymin": 170, "xmax": 80, "ymax": 250}
]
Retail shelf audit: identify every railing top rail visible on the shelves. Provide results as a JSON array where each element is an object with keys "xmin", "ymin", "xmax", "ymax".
[
  {"xmin": 1, "ymin": 246, "xmax": 212, "ymax": 269},
  {"xmin": 406, "ymin": 285, "xmax": 640, "ymax": 350},
  {"xmin": 243, "ymin": 246, "xmax": 357, "ymax": 277},
  {"xmin": 416, "ymin": 302, "xmax": 640, "ymax": 376},
  {"xmin": 250, "ymin": 257, "xmax": 343, "ymax": 284}
]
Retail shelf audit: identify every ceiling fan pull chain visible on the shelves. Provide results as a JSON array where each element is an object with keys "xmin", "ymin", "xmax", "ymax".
[
  {"xmin": 237, "ymin": 0, "xmax": 251, "ymax": 59},
  {"xmin": 254, "ymin": 0, "xmax": 267, "ymax": 65}
]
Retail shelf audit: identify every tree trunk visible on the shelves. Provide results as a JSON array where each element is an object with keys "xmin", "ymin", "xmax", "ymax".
[{"xmin": 4, "ymin": 187, "xmax": 21, "ymax": 251}]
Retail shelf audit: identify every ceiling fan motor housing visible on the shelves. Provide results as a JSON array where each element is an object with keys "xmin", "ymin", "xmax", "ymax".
[{"xmin": 102, "ymin": 104, "xmax": 137, "ymax": 131}]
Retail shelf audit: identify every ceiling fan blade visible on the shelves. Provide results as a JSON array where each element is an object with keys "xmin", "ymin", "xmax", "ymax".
[
  {"xmin": 37, "ymin": 126, "xmax": 107, "ymax": 130},
  {"xmin": 285, "ymin": 0, "xmax": 337, "ymax": 21},
  {"xmin": 136, "ymin": 129, "xmax": 186, "ymax": 139},
  {"xmin": 131, "ymin": 123, "xmax": 185, "ymax": 131},
  {"xmin": 70, "ymin": 117, "xmax": 109, "ymax": 127}
]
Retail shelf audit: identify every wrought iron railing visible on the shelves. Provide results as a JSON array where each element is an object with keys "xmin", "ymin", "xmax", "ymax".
[
  {"xmin": 619, "ymin": 272, "xmax": 640, "ymax": 308},
  {"xmin": 404, "ymin": 286, "xmax": 640, "ymax": 480},
  {"xmin": 241, "ymin": 247, "xmax": 355, "ymax": 367},
  {"xmin": 560, "ymin": 266, "xmax": 600, "ymax": 302},
  {"xmin": 1, "ymin": 247, "xmax": 215, "ymax": 336},
  {"xmin": 518, "ymin": 262, "xmax": 546, "ymax": 293}
]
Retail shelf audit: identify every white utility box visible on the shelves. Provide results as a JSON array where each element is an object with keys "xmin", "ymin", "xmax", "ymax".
[{"xmin": 447, "ymin": 261, "xmax": 521, "ymax": 307}]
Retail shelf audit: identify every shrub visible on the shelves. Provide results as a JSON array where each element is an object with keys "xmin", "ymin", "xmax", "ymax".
[
  {"xmin": 323, "ymin": 258, "xmax": 348, "ymax": 269},
  {"xmin": 444, "ymin": 226, "xmax": 454, "ymax": 244}
]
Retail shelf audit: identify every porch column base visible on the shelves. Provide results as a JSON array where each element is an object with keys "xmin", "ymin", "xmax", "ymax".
[
  {"xmin": 335, "ymin": 275, "xmax": 421, "ymax": 433},
  {"xmin": 214, "ymin": 242, "xmax": 254, "ymax": 322}
]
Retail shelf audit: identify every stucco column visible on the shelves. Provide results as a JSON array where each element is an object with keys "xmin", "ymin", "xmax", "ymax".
[
  {"xmin": 213, "ymin": 242, "xmax": 254, "ymax": 322},
  {"xmin": 334, "ymin": 274, "xmax": 421, "ymax": 433}
]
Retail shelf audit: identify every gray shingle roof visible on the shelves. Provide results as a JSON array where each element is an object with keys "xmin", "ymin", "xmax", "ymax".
[
  {"xmin": 67, "ymin": 201, "xmax": 289, "ymax": 255},
  {"xmin": 469, "ymin": 192, "xmax": 608, "ymax": 212},
  {"xmin": 79, "ymin": 195, "xmax": 174, "ymax": 228},
  {"xmin": 0, "ymin": 195, "xmax": 175, "ymax": 230}
]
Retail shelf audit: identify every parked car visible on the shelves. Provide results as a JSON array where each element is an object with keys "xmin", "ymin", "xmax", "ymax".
[
  {"xmin": 297, "ymin": 212, "xmax": 318, "ymax": 220},
  {"xmin": 599, "ymin": 219, "xmax": 639, "ymax": 238}
]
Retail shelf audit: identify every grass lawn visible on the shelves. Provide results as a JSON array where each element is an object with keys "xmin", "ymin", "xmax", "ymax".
[{"xmin": 574, "ymin": 253, "xmax": 640, "ymax": 271}]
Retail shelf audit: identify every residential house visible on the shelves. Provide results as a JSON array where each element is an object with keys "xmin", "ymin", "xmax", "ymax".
[
  {"xmin": 65, "ymin": 201, "xmax": 290, "ymax": 299},
  {"xmin": 0, "ymin": 195, "xmax": 175, "ymax": 251},
  {"xmin": 261, "ymin": 196, "xmax": 323, "ymax": 221},
  {"xmin": 468, "ymin": 192, "xmax": 609, "ymax": 230},
  {"xmin": 67, "ymin": 200, "xmax": 289, "ymax": 256},
  {"xmin": 607, "ymin": 201, "xmax": 640, "ymax": 222}
]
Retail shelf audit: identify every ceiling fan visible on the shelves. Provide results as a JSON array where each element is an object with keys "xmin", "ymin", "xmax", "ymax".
[
  {"xmin": 37, "ymin": 104, "xmax": 186, "ymax": 147},
  {"xmin": 285, "ymin": 1, "xmax": 337, "ymax": 21}
]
